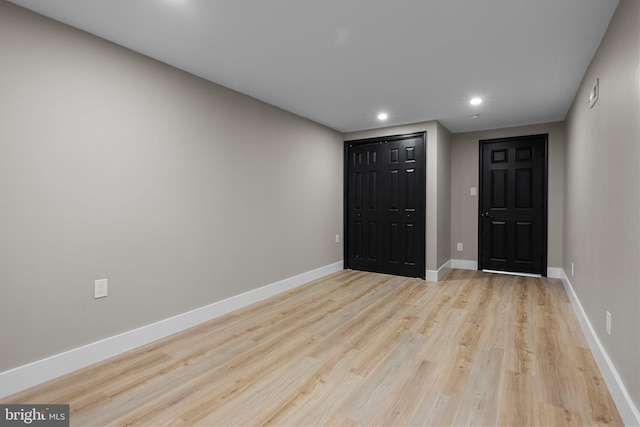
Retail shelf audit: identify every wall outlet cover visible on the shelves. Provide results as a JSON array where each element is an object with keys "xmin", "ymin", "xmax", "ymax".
[{"xmin": 589, "ymin": 78, "xmax": 599, "ymax": 108}]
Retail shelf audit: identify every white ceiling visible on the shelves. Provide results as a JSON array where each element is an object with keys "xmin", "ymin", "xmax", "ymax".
[{"xmin": 8, "ymin": 0, "xmax": 619, "ymax": 133}]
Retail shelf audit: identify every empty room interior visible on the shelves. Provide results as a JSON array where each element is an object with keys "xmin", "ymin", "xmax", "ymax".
[{"xmin": 1, "ymin": 0, "xmax": 639, "ymax": 426}]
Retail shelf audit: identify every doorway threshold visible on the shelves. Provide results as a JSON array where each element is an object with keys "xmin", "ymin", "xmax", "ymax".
[{"xmin": 482, "ymin": 269, "xmax": 542, "ymax": 278}]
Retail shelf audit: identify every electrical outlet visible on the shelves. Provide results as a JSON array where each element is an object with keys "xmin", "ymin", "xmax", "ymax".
[
  {"xmin": 589, "ymin": 78, "xmax": 599, "ymax": 108},
  {"xmin": 571, "ymin": 262, "xmax": 574, "ymax": 276},
  {"xmin": 457, "ymin": 243, "xmax": 463, "ymax": 251},
  {"xmin": 94, "ymin": 279, "xmax": 108, "ymax": 299},
  {"xmin": 606, "ymin": 311, "xmax": 611, "ymax": 335},
  {"xmin": 335, "ymin": 234, "xmax": 340, "ymax": 244}
]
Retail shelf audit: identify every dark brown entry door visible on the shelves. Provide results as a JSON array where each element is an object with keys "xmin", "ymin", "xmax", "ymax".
[
  {"xmin": 345, "ymin": 133, "xmax": 425, "ymax": 278},
  {"xmin": 479, "ymin": 134, "xmax": 547, "ymax": 275}
]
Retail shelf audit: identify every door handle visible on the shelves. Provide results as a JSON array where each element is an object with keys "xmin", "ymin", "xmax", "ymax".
[{"xmin": 482, "ymin": 211, "xmax": 494, "ymax": 219}]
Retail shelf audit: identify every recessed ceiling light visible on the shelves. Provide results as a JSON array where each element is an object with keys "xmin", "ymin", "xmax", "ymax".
[
  {"xmin": 470, "ymin": 97, "xmax": 482, "ymax": 106},
  {"xmin": 377, "ymin": 112, "xmax": 388, "ymax": 121}
]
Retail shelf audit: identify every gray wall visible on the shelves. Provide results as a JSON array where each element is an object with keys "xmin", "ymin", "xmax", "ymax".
[
  {"xmin": 563, "ymin": 0, "xmax": 640, "ymax": 409},
  {"xmin": 344, "ymin": 121, "xmax": 452, "ymax": 274},
  {"xmin": 436, "ymin": 122, "xmax": 452, "ymax": 269},
  {"xmin": 450, "ymin": 122, "xmax": 565, "ymax": 268},
  {"xmin": 0, "ymin": 2, "xmax": 343, "ymax": 372}
]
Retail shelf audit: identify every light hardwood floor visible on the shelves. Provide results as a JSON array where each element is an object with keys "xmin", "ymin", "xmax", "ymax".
[{"xmin": 2, "ymin": 269, "xmax": 623, "ymax": 426}]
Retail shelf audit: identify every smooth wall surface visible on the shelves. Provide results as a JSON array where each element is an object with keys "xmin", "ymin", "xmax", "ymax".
[
  {"xmin": 563, "ymin": 0, "xmax": 640, "ymax": 409},
  {"xmin": 344, "ymin": 122, "xmax": 452, "ymax": 274},
  {"xmin": 436, "ymin": 123, "xmax": 452, "ymax": 270},
  {"xmin": 450, "ymin": 122, "xmax": 565, "ymax": 268},
  {"xmin": 0, "ymin": 2, "xmax": 343, "ymax": 372}
]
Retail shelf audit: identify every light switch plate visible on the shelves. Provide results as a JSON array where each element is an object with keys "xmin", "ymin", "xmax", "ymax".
[{"xmin": 94, "ymin": 279, "xmax": 108, "ymax": 299}]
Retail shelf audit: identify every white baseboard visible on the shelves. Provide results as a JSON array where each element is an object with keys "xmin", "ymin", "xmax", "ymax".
[
  {"xmin": 450, "ymin": 259, "xmax": 478, "ymax": 270},
  {"xmin": 547, "ymin": 267, "xmax": 563, "ymax": 278},
  {"xmin": 426, "ymin": 260, "xmax": 452, "ymax": 282},
  {"xmin": 0, "ymin": 261, "xmax": 344, "ymax": 399},
  {"xmin": 560, "ymin": 270, "xmax": 640, "ymax": 426}
]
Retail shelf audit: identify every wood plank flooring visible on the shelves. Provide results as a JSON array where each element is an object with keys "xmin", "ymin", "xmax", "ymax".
[{"xmin": 2, "ymin": 269, "xmax": 623, "ymax": 426}]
